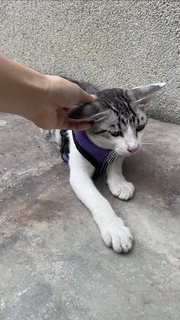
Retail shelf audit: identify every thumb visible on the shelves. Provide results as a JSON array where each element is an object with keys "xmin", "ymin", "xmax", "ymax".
[{"xmin": 79, "ymin": 89, "xmax": 96, "ymax": 104}]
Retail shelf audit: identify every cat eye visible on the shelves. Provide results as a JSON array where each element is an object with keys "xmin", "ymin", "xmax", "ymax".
[
  {"xmin": 93, "ymin": 130, "xmax": 107, "ymax": 135},
  {"xmin": 110, "ymin": 131, "xmax": 123, "ymax": 137},
  {"xmin": 93, "ymin": 130, "xmax": 123, "ymax": 137},
  {"xmin": 136, "ymin": 124, "xmax": 145, "ymax": 132}
]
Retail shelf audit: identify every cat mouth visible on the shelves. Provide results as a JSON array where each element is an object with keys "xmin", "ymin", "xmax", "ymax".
[{"xmin": 116, "ymin": 148, "xmax": 139, "ymax": 156}]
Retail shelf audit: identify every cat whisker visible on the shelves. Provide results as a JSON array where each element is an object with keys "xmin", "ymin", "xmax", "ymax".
[
  {"xmin": 141, "ymin": 146, "xmax": 158, "ymax": 160},
  {"xmin": 106, "ymin": 152, "xmax": 119, "ymax": 177},
  {"xmin": 143, "ymin": 140, "xmax": 163, "ymax": 144},
  {"xmin": 106, "ymin": 151, "xmax": 117, "ymax": 171},
  {"xmin": 100, "ymin": 152, "xmax": 112, "ymax": 178},
  {"xmin": 145, "ymin": 148, "xmax": 158, "ymax": 159},
  {"xmin": 110, "ymin": 155, "xmax": 119, "ymax": 176},
  {"xmin": 142, "ymin": 143, "xmax": 157, "ymax": 145},
  {"xmin": 101, "ymin": 151, "xmax": 117, "ymax": 181}
]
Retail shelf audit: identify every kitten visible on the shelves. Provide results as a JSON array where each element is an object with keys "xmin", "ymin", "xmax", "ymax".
[{"xmin": 45, "ymin": 80, "xmax": 165, "ymax": 253}]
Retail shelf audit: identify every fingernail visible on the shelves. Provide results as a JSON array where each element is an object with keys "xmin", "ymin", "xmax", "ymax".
[{"xmin": 91, "ymin": 94, "xmax": 97, "ymax": 101}]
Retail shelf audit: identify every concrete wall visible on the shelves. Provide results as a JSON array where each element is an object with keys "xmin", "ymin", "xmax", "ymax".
[{"xmin": 1, "ymin": 0, "xmax": 180, "ymax": 123}]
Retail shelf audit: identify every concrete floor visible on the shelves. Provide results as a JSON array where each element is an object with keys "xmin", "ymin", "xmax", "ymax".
[{"xmin": 0, "ymin": 114, "xmax": 180, "ymax": 320}]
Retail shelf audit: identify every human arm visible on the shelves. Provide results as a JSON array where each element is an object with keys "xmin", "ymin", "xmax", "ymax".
[{"xmin": 0, "ymin": 55, "xmax": 96, "ymax": 129}]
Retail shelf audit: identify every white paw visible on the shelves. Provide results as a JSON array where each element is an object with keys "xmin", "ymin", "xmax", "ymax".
[
  {"xmin": 109, "ymin": 180, "xmax": 135, "ymax": 200},
  {"xmin": 100, "ymin": 218, "xmax": 133, "ymax": 253}
]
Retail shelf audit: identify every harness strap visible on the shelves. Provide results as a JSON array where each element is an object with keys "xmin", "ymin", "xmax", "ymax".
[
  {"xmin": 60, "ymin": 130, "xmax": 111, "ymax": 178},
  {"xmin": 60, "ymin": 130, "xmax": 69, "ymax": 163},
  {"xmin": 72, "ymin": 131, "xmax": 101, "ymax": 169}
]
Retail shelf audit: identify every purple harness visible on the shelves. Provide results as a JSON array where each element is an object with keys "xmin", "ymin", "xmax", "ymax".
[{"xmin": 60, "ymin": 130, "xmax": 111, "ymax": 172}]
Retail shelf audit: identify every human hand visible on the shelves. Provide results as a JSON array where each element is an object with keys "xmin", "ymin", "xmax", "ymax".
[
  {"xmin": 0, "ymin": 55, "xmax": 96, "ymax": 130},
  {"xmin": 33, "ymin": 75, "xmax": 96, "ymax": 130}
]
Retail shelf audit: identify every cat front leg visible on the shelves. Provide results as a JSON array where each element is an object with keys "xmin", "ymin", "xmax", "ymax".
[
  {"xmin": 107, "ymin": 157, "xmax": 135, "ymax": 200},
  {"xmin": 69, "ymin": 145, "xmax": 133, "ymax": 253}
]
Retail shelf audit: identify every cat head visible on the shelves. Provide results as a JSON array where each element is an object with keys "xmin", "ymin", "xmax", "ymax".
[{"xmin": 68, "ymin": 83, "xmax": 165, "ymax": 156}]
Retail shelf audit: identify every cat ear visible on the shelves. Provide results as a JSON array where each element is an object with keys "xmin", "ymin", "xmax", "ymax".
[
  {"xmin": 68, "ymin": 103, "xmax": 110, "ymax": 122},
  {"xmin": 126, "ymin": 82, "xmax": 166, "ymax": 106}
]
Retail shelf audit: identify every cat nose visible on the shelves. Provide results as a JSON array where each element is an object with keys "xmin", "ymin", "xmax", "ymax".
[{"xmin": 127, "ymin": 145, "xmax": 139, "ymax": 153}]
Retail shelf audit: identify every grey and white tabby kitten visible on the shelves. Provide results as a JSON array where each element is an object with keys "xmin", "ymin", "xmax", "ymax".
[{"xmin": 46, "ymin": 80, "xmax": 165, "ymax": 253}]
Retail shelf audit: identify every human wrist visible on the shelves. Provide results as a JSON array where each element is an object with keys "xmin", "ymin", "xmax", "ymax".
[
  {"xmin": 0, "ymin": 55, "xmax": 49, "ymax": 121},
  {"xmin": 23, "ymin": 71, "xmax": 49, "ymax": 118}
]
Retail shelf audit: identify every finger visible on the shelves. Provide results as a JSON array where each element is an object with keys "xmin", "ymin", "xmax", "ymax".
[
  {"xmin": 79, "ymin": 89, "xmax": 96, "ymax": 103},
  {"xmin": 59, "ymin": 118, "xmax": 91, "ymax": 131}
]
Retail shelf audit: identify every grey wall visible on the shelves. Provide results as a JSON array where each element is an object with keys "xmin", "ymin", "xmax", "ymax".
[{"xmin": 1, "ymin": 0, "xmax": 180, "ymax": 123}]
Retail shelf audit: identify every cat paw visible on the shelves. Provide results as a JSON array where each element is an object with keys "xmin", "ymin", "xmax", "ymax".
[
  {"xmin": 109, "ymin": 181, "xmax": 135, "ymax": 200},
  {"xmin": 100, "ymin": 218, "xmax": 133, "ymax": 253}
]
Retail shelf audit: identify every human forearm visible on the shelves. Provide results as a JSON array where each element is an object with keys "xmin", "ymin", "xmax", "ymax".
[{"xmin": 0, "ymin": 55, "xmax": 47, "ymax": 121}]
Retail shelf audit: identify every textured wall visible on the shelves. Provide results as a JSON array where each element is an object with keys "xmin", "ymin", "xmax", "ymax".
[{"xmin": 0, "ymin": 0, "xmax": 180, "ymax": 123}]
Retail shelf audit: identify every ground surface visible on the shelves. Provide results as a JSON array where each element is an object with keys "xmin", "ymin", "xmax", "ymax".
[{"xmin": 0, "ymin": 114, "xmax": 180, "ymax": 320}]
